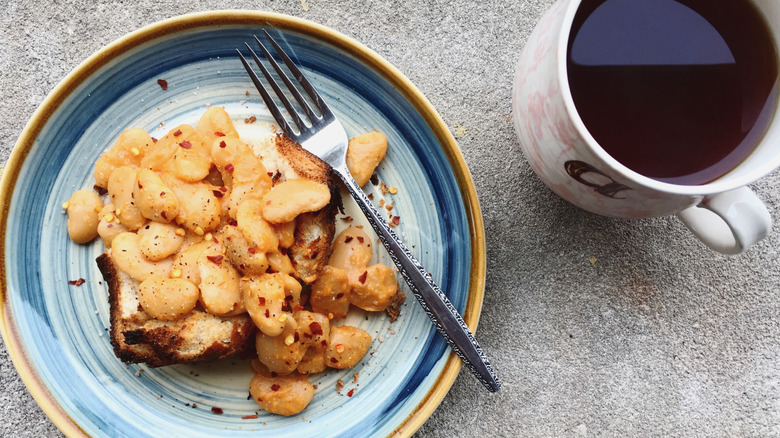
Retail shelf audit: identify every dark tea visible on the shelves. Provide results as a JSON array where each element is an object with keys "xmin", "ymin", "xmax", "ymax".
[{"xmin": 567, "ymin": 0, "xmax": 779, "ymax": 185}]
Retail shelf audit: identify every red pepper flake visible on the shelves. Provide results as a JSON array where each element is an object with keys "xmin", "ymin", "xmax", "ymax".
[
  {"xmin": 344, "ymin": 236, "xmax": 353, "ymax": 243},
  {"xmin": 93, "ymin": 185, "xmax": 108, "ymax": 196},
  {"xmin": 173, "ymin": 129, "xmax": 182, "ymax": 136},
  {"xmin": 247, "ymin": 247, "xmax": 257, "ymax": 254},
  {"xmin": 137, "ymin": 182, "xmax": 144, "ymax": 189},
  {"xmin": 214, "ymin": 131, "xmax": 226, "ymax": 137},
  {"xmin": 225, "ymin": 163, "xmax": 234, "ymax": 172},
  {"xmin": 347, "ymin": 389, "xmax": 355, "ymax": 397},
  {"xmin": 211, "ymin": 407, "xmax": 223, "ymax": 415},
  {"xmin": 228, "ymin": 218, "xmax": 238, "ymax": 226},
  {"xmin": 265, "ymin": 309, "xmax": 270, "ymax": 318},
  {"xmin": 161, "ymin": 211, "xmax": 168, "ymax": 220},
  {"xmin": 294, "ymin": 305, "xmax": 305, "ymax": 312},
  {"xmin": 212, "ymin": 190, "xmax": 224, "ymax": 198},
  {"xmin": 258, "ymin": 297, "xmax": 266, "ymax": 306},
  {"xmin": 206, "ymin": 255, "xmax": 224, "ymax": 265},
  {"xmin": 309, "ymin": 322, "xmax": 323, "ymax": 336},
  {"xmin": 330, "ymin": 357, "xmax": 339, "ymax": 363},
  {"xmin": 160, "ymin": 191, "xmax": 166, "ymax": 197},
  {"xmin": 358, "ymin": 271, "xmax": 368, "ymax": 284},
  {"xmin": 284, "ymin": 295, "xmax": 294, "ymax": 301},
  {"xmin": 151, "ymin": 137, "xmax": 158, "ymax": 143},
  {"xmin": 219, "ymin": 186, "xmax": 228, "ymax": 192},
  {"xmin": 336, "ymin": 293, "xmax": 344, "ymax": 299},
  {"xmin": 356, "ymin": 236, "xmax": 364, "ymax": 243},
  {"xmin": 267, "ymin": 172, "xmax": 273, "ymax": 177},
  {"xmin": 241, "ymin": 415, "xmax": 258, "ymax": 420},
  {"xmin": 244, "ymin": 116, "xmax": 257, "ymax": 124},
  {"xmin": 68, "ymin": 278, "xmax": 86, "ymax": 286},
  {"xmin": 219, "ymin": 140, "xmax": 227, "ymax": 148},
  {"xmin": 392, "ymin": 216, "xmax": 400, "ymax": 226},
  {"xmin": 179, "ymin": 140, "xmax": 192, "ymax": 149},
  {"xmin": 370, "ymin": 174, "xmax": 379, "ymax": 185},
  {"xmin": 270, "ymin": 384, "xmax": 281, "ymax": 392},
  {"xmin": 157, "ymin": 79, "xmax": 168, "ymax": 90},
  {"xmin": 293, "ymin": 332, "xmax": 300, "ymax": 342},
  {"xmin": 321, "ymin": 340, "xmax": 328, "ymax": 348}
]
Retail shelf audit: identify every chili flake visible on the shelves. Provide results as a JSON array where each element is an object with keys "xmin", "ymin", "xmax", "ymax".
[
  {"xmin": 241, "ymin": 415, "xmax": 258, "ymax": 420},
  {"xmin": 214, "ymin": 131, "xmax": 226, "ymax": 137},
  {"xmin": 211, "ymin": 407, "xmax": 223, "ymax": 415},
  {"xmin": 179, "ymin": 140, "xmax": 192, "ymax": 149},
  {"xmin": 347, "ymin": 389, "xmax": 355, "ymax": 397},
  {"xmin": 157, "ymin": 79, "xmax": 168, "ymax": 90},
  {"xmin": 225, "ymin": 163, "xmax": 234, "ymax": 172},
  {"xmin": 271, "ymin": 384, "xmax": 281, "ymax": 392},
  {"xmin": 206, "ymin": 255, "xmax": 224, "ymax": 265},
  {"xmin": 212, "ymin": 190, "xmax": 224, "ymax": 198},
  {"xmin": 173, "ymin": 129, "xmax": 182, "ymax": 136},
  {"xmin": 309, "ymin": 322, "xmax": 323, "ymax": 335},
  {"xmin": 68, "ymin": 278, "xmax": 86, "ymax": 286},
  {"xmin": 358, "ymin": 271, "xmax": 368, "ymax": 284},
  {"xmin": 219, "ymin": 140, "xmax": 227, "ymax": 148}
]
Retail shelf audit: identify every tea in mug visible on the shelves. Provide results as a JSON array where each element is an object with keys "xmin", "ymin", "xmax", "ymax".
[{"xmin": 567, "ymin": 0, "xmax": 778, "ymax": 185}]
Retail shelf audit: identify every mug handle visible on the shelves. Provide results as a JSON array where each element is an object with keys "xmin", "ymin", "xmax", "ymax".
[{"xmin": 676, "ymin": 186, "xmax": 772, "ymax": 254}]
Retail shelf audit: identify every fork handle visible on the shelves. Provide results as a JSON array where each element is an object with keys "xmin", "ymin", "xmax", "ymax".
[{"xmin": 334, "ymin": 166, "xmax": 501, "ymax": 393}]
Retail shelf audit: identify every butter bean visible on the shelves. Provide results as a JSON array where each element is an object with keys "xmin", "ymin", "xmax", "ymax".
[
  {"xmin": 107, "ymin": 166, "xmax": 146, "ymax": 231},
  {"xmin": 346, "ymin": 131, "xmax": 387, "ymax": 187},
  {"xmin": 97, "ymin": 204, "xmax": 130, "ymax": 247},
  {"xmin": 219, "ymin": 224, "xmax": 269, "ymax": 275},
  {"xmin": 198, "ymin": 244, "xmax": 244, "ymax": 316},
  {"xmin": 242, "ymin": 274, "xmax": 287, "ymax": 336},
  {"xmin": 249, "ymin": 372, "xmax": 314, "ymax": 416},
  {"xmin": 111, "ymin": 232, "xmax": 172, "ymax": 281},
  {"xmin": 137, "ymin": 277, "xmax": 199, "ymax": 321},
  {"xmin": 66, "ymin": 190, "xmax": 103, "ymax": 243},
  {"xmin": 325, "ymin": 325, "xmax": 371, "ymax": 369},
  {"xmin": 349, "ymin": 264, "xmax": 399, "ymax": 311},
  {"xmin": 134, "ymin": 169, "xmax": 179, "ymax": 222},
  {"xmin": 310, "ymin": 266, "xmax": 350, "ymax": 319},
  {"xmin": 94, "ymin": 128, "xmax": 154, "ymax": 189},
  {"xmin": 328, "ymin": 226, "xmax": 373, "ymax": 284},
  {"xmin": 138, "ymin": 222, "xmax": 185, "ymax": 261},
  {"xmin": 237, "ymin": 199, "xmax": 279, "ymax": 252},
  {"xmin": 255, "ymin": 317, "xmax": 305, "ymax": 375},
  {"xmin": 140, "ymin": 125, "xmax": 193, "ymax": 172},
  {"xmin": 260, "ymin": 179, "xmax": 331, "ymax": 224}
]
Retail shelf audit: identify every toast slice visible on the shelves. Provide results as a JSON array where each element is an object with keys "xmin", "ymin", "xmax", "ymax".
[
  {"xmin": 255, "ymin": 134, "xmax": 341, "ymax": 284},
  {"xmin": 98, "ymin": 133, "xmax": 339, "ymax": 367},
  {"xmin": 97, "ymin": 253, "xmax": 256, "ymax": 367}
]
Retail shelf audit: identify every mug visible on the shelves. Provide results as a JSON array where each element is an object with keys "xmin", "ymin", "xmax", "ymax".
[{"xmin": 512, "ymin": 0, "xmax": 780, "ymax": 254}]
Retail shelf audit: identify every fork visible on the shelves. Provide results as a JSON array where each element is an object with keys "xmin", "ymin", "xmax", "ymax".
[{"xmin": 236, "ymin": 31, "xmax": 500, "ymax": 393}]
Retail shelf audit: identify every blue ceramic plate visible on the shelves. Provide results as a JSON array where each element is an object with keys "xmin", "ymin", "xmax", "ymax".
[{"xmin": 0, "ymin": 11, "xmax": 485, "ymax": 438}]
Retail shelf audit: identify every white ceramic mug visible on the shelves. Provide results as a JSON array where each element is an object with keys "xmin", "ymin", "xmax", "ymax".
[{"xmin": 512, "ymin": 0, "xmax": 780, "ymax": 254}]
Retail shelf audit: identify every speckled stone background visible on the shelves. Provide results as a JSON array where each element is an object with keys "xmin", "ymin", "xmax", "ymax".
[{"xmin": 2, "ymin": 0, "xmax": 780, "ymax": 436}]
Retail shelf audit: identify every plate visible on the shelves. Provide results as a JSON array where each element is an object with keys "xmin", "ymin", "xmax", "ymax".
[{"xmin": 0, "ymin": 11, "xmax": 485, "ymax": 438}]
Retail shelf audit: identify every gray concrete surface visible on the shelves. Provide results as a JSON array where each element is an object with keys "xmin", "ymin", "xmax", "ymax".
[{"xmin": 2, "ymin": 0, "xmax": 780, "ymax": 436}]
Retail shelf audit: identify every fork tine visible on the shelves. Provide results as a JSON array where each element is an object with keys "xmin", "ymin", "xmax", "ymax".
[
  {"xmin": 253, "ymin": 34, "xmax": 320, "ymax": 123},
  {"xmin": 235, "ymin": 48, "xmax": 296, "ymax": 138},
  {"xmin": 244, "ymin": 43, "xmax": 308, "ymax": 133},
  {"xmin": 263, "ymin": 30, "xmax": 332, "ymax": 119}
]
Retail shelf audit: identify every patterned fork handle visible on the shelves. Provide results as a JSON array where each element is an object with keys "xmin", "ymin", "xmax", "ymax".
[{"xmin": 334, "ymin": 164, "xmax": 501, "ymax": 393}]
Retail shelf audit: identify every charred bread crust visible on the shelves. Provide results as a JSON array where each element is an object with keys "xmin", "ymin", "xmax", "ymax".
[{"xmin": 97, "ymin": 253, "xmax": 256, "ymax": 367}]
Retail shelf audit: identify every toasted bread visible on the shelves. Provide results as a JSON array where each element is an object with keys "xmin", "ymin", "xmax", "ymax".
[
  {"xmin": 98, "ymin": 132, "xmax": 339, "ymax": 366},
  {"xmin": 255, "ymin": 134, "xmax": 340, "ymax": 283},
  {"xmin": 97, "ymin": 253, "xmax": 256, "ymax": 367}
]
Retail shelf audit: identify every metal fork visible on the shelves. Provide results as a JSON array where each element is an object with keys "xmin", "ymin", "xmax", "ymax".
[{"xmin": 236, "ymin": 31, "xmax": 500, "ymax": 393}]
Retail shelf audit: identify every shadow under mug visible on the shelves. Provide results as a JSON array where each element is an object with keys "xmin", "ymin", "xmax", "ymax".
[{"xmin": 512, "ymin": 0, "xmax": 780, "ymax": 254}]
